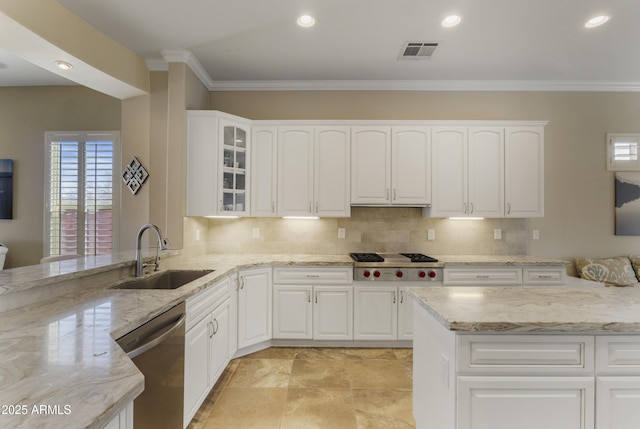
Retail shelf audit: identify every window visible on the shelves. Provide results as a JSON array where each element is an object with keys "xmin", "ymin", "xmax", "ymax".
[
  {"xmin": 607, "ymin": 133, "xmax": 640, "ymax": 171},
  {"xmin": 44, "ymin": 132, "xmax": 120, "ymax": 258}
]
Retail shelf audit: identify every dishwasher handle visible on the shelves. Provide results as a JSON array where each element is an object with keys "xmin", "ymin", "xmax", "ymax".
[{"xmin": 124, "ymin": 313, "xmax": 186, "ymax": 359}]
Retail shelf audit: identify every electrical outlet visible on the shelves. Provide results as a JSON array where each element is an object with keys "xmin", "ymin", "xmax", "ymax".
[
  {"xmin": 494, "ymin": 228, "xmax": 502, "ymax": 240},
  {"xmin": 428, "ymin": 229, "xmax": 435, "ymax": 240},
  {"xmin": 252, "ymin": 228, "xmax": 260, "ymax": 239},
  {"xmin": 338, "ymin": 228, "xmax": 346, "ymax": 239},
  {"xmin": 533, "ymin": 229, "xmax": 540, "ymax": 240}
]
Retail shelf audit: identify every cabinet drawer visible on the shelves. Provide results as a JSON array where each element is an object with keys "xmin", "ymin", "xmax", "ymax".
[
  {"xmin": 457, "ymin": 335, "xmax": 594, "ymax": 374},
  {"xmin": 186, "ymin": 278, "xmax": 230, "ymax": 330},
  {"xmin": 523, "ymin": 267, "xmax": 565, "ymax": 285},
  {"xmin": 444, "ymin": 268, "xmax": 522, "ymax": 285},
  {"xmin": 273, "ymin": 267, "xmax": 353, "ymax": 284},
  {"xmin": 596, "ymin": 336, "xmax": 640, "ymax": 374}
]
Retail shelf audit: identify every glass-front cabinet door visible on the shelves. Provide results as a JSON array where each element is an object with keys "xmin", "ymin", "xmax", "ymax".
[{"xmin": 220, "ymin": 119, "xmax": 249, "ymax": 215}]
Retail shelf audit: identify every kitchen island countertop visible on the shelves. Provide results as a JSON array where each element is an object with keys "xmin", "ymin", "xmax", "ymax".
[{"xmin": 408, "ymin": 285, "xmax": 640, "ymax": 333}]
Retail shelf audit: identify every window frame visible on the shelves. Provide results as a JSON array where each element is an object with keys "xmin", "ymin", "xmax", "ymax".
[
  {"xmin": 43, "ymin": 131, "xmax": 121, "ymax": 258},
  {"xmin": 607, "ymin": 133, "xmax": 640, "ymax": 171}
]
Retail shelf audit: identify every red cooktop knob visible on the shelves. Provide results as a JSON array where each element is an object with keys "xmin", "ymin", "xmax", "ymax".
[
  {"xmin": 396, "ymin": 270, "xmax": 404, "ymax": 278},
  {"xmin": 373, "ymin": 270, "xmax": 381, "ymax": 278},
  {"xmin": 363, "ymin": 270, "xmax": 371, "ymax": 278},
  {"xmin": 418, "ymin": 270, "xmax": 426, "ymax": 278},
  {"xmin": 428, "ymin": 270, "xmax": 437, "ymax": 278}
]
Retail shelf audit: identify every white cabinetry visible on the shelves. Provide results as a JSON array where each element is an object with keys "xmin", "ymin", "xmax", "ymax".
[
  {"xmin": 184, "ymin": 277, "xmax": 232, "ymax": 428},
  {"xmin": 354, "ymin": 285, "xmax": 398, "ymax": 340},
  {"xmin": 186, "ymin": 110, "xmax": 251, "ymax": 216},
  {"xmin": 251, "ymin": 126, "xmax": 278, "ymax": 217},
  {"xmin": 103, "ymin": 403, "xmax": 133, "ymax": 429},
  {"xmin": 351, "ymin": 126, "xmax": 430, "ymax": 206},
  {"xmin": 237, "ymin": 267, "xmax": 272, "ymax": 349},
  {"xmin": 272, "ymin": 267, "xmax": 353, "ymax": 341},
  {"xmin": 413, "ymin": 304, "xmax": 640, "ymax": 429},
  {"xmin": 430, "ymin": 127, "xmax": 504, "ymax": 217},
  {"xmin": 505, "ymin": 127, "xmax": 544, "ymax": 217},
  {"xmin": 276, "ymin": 126, "xmax": 350, "ymax": 217},
  {"xmin": 444, "ymin": 265, "xmax": 566, "ymax": 286}
]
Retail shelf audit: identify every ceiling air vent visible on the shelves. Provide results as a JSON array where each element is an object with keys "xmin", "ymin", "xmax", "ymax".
[{"xmin": 399, "ymin": 42, "xmax": 439, "ymax": 60}]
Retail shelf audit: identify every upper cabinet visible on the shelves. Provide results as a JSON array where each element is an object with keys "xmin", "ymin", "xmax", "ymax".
[
  {"xmin": 186, "ymin": 111, "xmax": 251, "ymax": 217},
  {"xmin": 428, "ymin": 125, "xmax": 543, "ymax": 218},
  {"xmin": 505, "ymin": 127, "xmax": 544, "ymax": 217},
  {"xmin": 251, "ymin": 126, "xmax": 278, "ymax": 217},
  {"xmin": 351, "ymin": 126, "xmax": 430, "ymax": 206},
  {"xmin": 277, "ymin": 126, "xmax": 351, "ymax": 217},
  {"xmin": 430, "ymin": 127, "xmax": 504, "ymax": 218}
]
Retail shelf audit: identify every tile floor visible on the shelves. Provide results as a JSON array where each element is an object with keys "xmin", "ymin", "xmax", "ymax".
[{"xmin": 187, "ymin": 347, "xmax": 416, "ymax": 429}]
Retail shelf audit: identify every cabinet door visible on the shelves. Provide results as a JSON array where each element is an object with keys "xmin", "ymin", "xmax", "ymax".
[
  {"xmin": 210, "ymin": 299, "xmax": 230, "ymax": 385},
  {"xmin": 392, "ymin": 127, "xmax": 431, "ymax": 205},
  {"xmin": 314, "ymin": 286, "xmax": 353, "ymax": 340},
  {"xmin": 219, "ymin": 118, "xmax": 250, "ymax": 216},
  {"xmin": 457, "ymin": 376, "xmax": 594, "ymax": 429},
  {"xmin": 251, "ymin": 126, "xmax": 277, "ymax": 217},
  {"xmin": 354, "ymin": 286, "xmax": 398, "ymax": 340},
  {"xmin": 314, "ymin": 127, "xmax": 351, "ymax": 217},
  {"xmin": 238, "ymin": 268, "xmax": 272, "ymax": 349},
  {"xmin": 184, "ymin": 315, "xmax": 211, "ymax": 427},
  {"xmin": 505, "ymin": 127, "xmax": 544, "ymax": 217},
  {"xmin": 351, "ymin": 127, "xmax": 391, "ymax": 204},
  {"xmin": 597, "ymin": 377, "xmax": 640, "ymax": 429},
  {"xmin": 397, "ymin": 287, "xmax": 415, "ymax": 340},
  {"xmin": 468, "ymin": 128, "xmax": 504, "ymax": 217},
  {"xmin": 430, "ymin": 128, "xmax": 467, "ymax": 217},
  {"xmin": 273, "ymin": 285, "xmax": 313, "ymax": 339},
  {"xmin": 277, "ymin": 127, "xmax": 314, "ymax": 216},
  {"xmin": 186, "ymin": 111, "xmax": 219, "ymax": 216}
]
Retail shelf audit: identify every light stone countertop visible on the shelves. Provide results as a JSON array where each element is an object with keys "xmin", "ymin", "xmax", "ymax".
[
  {"xmin": 0, "ymin": 252, "xmax": 572, "ymax": 428},
  {"xmin": 407, "ymin": 286, "xmax": 640, "ymax": 333}
]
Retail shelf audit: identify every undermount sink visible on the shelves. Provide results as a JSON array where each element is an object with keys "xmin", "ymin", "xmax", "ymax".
[{"xmin": 111, "ymin": 269, "xmax": 214, "ymax": 290}]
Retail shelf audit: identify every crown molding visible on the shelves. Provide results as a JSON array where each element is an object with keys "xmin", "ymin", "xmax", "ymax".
[{"xmin": 148, "ymin": 49, "xmax": 640, "ymax": 93}]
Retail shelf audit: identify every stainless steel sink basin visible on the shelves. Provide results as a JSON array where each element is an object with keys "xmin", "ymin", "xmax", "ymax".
[{"xmin": 111, "ymin": 269, "xmax": 214, "ymax": 290}]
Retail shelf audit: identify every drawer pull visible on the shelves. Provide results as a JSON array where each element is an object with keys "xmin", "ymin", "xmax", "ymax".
[
  {"xmin": 306, "ymin": 274, "xmax": 320, "ymax": 278},
  {"xmin": 475, "ymin": 275, "xmax": 490, "ymax": 279}
]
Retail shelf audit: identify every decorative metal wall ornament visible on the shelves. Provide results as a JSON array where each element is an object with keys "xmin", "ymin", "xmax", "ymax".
[{"xmin": 121, "ymin": 156, "xmax": 149, "ymax": 195}]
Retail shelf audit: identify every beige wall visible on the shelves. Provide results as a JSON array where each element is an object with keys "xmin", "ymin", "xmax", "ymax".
[
  {"xmin": 208, "ymin": 90, "xmax": 640, "ymax": 259},
  {"xmin": 0, "ymin": 86, "xmax": 120, "ymax": 268}
]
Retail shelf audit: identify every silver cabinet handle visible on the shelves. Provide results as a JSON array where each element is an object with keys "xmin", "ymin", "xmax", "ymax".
[
  {"xmin": 393, "ymin": 189, "xmax": 397, "ymax": 200},
  {"xmin": 208, "ymin": 321, "xmax": 214, "ymax": 338},
  {"xmin": 507, "ymin": 203, "xmax": 511, "ymax": 214},
  {"xmin": 272, "ymin": 201, "xmax": 276, "ymax": 213},
  {"xmin": 315, "ymin": 292, "xmax": 318, "ymax": 304},
  {"xmin": 470, "ymin": 202, "xmax": 474, "ymax": 214},
  {"xmin": 400, "ymin": 290, "xmax": 404, "ymax": 304},
  {"xmin": 393, "ymin": 291, "xmax": 396, "ymax": 304},
  {"xmin": 213, "ymin": 318, "xmax": 219, "ymax": 335},
  {"xmin": 240, "ymin": 277, "xmax": 245, "ymax": 289},
  {"xmin": 307, "ymin": 291, "xmax": 311, "ymax": 303}
]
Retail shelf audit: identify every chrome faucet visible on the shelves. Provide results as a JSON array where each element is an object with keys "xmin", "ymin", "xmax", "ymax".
[{"xmin": 135, "ymin": 224, "xmax": 168, "ymax": 277}]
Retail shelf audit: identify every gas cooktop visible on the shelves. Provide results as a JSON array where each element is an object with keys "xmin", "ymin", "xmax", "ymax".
[
  {"xmin": 350, "ymin": 252, "xmax": 443, "ymax": 281},
  {"xmin": 350, "ymin": 252, "xmax": 439, "ymax": 265}
]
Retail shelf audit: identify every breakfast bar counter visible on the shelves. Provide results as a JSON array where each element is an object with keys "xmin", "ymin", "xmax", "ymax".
[{"xmin": 407, "ymin": 286, "xmax": 640, "ymax": 429}]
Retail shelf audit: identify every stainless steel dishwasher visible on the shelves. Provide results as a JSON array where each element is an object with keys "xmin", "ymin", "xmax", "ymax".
[{"xmin": 116, "ymin": 302, "xmax": 186, "ymax": 429}]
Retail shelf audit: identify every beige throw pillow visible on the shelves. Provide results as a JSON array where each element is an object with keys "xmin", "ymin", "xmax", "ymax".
[{"xmin": 575, "ymin": 256, "xmax": 638, "ymax": 287}]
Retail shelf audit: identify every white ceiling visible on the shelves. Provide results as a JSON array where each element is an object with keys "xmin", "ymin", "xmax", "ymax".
[{"xmin": 4, "ymin": 0, "xmax": 640, "ymax": 90}]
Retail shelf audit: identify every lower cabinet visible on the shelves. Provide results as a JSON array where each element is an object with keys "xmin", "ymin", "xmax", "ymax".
[
  {"xmin": 103, "ymin": 402, "xmax": 133, "ymax": 429},
  {"xmin": 457, "ymin": 376, "xmax": 594, "ymax": 429},
  {"xmin": 237, "ymin": 267, "xmax": 272, "ymax": 349},
  {"xmin": 414, "ymin": 305, "xmax": 640, "ymax": 429},
  {"xmin": 273, "ymin": 285, "xmax": 353, "ymax": 340},
  {"xmin": 354, "ymin": 285, "xmax": 419, "ymax": 340},
  {"xmin": 184, "ymin": 277, "xmax": 232, "ymax": 428}
]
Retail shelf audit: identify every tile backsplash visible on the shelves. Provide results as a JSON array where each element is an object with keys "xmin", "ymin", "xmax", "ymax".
[{"xmin": 184, "ymin": 207, "xmax": 527, "ymax": 256}]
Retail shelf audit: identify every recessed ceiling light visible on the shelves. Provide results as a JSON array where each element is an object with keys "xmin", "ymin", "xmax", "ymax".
[
  {"xmin": 297, "ymin": 14, "xmax": 315, "ymax": 28},
  {"xmin": 585, "ymin": 15, "xmax": 610, "ymax": 28},
  {"xmin": 55, "ymin": 60, "xmax": 73, "ymax": 70},
  {"xmin": 441, "ymin": 15, "xmax": 462, "ymax": 28}
]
